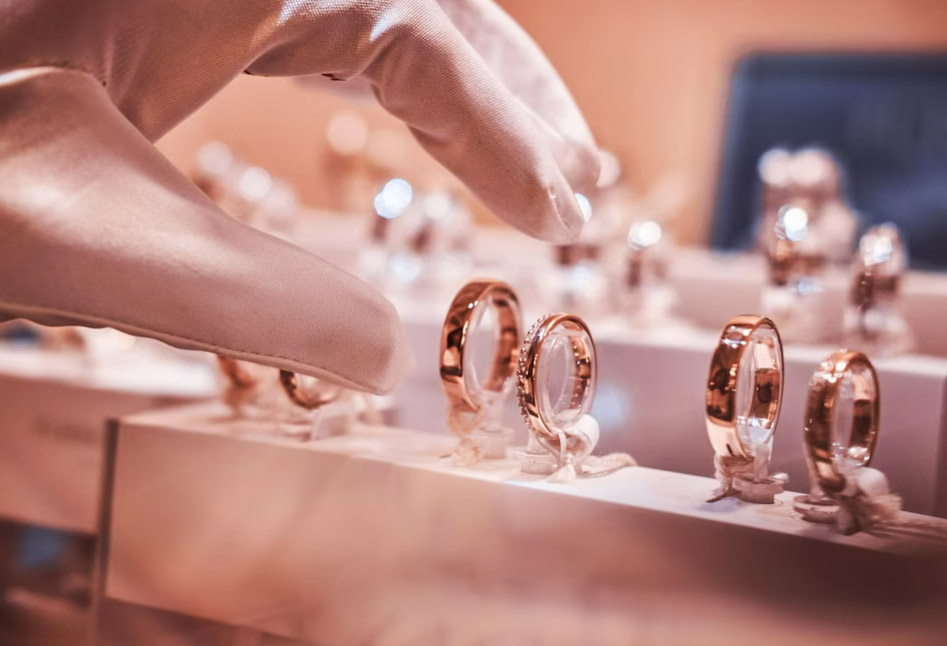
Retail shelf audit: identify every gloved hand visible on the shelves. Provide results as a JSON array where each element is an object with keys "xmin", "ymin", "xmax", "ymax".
[{"xmin": 0, "ymin": 0, "xmax": 598, "ymax": 394}]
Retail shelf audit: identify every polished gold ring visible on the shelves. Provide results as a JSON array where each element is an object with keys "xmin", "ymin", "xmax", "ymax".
[
  {"xmin": 803, "ymin": 349, "xmax": 880, "ymax": 493},
  {"xmin": 516, "ymin": 313, "xmax": 597, "ymax": 443},
  {"xmin": 217, "ymin": 356, "xmax": 340, "ymax": 411},
  {"xmin": 217, "ymin": 356, "xmax": 258, "ymax": 389},
  {"xmin": 439, "ymin": 279, "xmax": 521, "ymax": 413},
  {"xmin": 279, "ymin": 370, "xmax": 342, "ymax": 410},
  {"xmin": 705, "ymin": 315, "xmax": 784, "ymax": 458}
]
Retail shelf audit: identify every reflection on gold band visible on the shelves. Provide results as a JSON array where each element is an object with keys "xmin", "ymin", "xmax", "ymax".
[
  {"xmin": 803, "ymin": 350, "xmax": 880, "ymax": 493},
  {"xmin": 439, "ymin": 279, "xmax": 521, "ymax": 414},
  {"xmin": 279, "ymin": 370, "xmax": 341, "ymax": 411},
  {"xmin": 705, "ymin": 315, "xmax": 784, "ymax": 458}
]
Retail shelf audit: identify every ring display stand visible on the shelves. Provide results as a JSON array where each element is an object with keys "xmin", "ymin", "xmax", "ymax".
[
  {"xmin": 397, "ymin": 307, "xmax": 947, "ymax": 518},
  {"xmin": 793, "ymin": 489, "xmax": 841, "ymax": 524},
  {"xmin": 513, "ymin": 433, "xmax": 559, "ymax": 475},
  {"xmin": 97, "ymin": 403, "xmax": 947, "ymax": 645},
  {"xmin": 732, "ymin": 473, "xmax": 787, "ymax": 504}
]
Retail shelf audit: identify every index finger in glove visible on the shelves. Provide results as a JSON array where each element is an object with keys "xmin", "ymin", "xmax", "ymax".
[
  {"xmin": 437, "ymin": 0, "xmax": 599, "ymax": 192},
  {"xmin": 247, "ymin": 0, "xmax": 593, "ymax": 243}
]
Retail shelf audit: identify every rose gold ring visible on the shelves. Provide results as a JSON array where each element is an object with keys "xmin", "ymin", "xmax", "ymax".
[
  {"xmin": 217, "ymin": 356, "xmax": 340, "ymax": 411},
  {"xmin": 278, "ymin": 370, "xmax": 342, "ymax": 411},
  {"xmin": 439, "ymin": 279, "xmax": 521, "ymax": 414},
  {"xmin": 803, "ymin": 349, "xmax": 880, "ymax": 493},
  {"xmin": 705, "ymin": 315, "xmax": 784, "ymax": 458},
  {"xmin": 852, "ymin": 272, "xmax": 899, "ymax": 313},
  {"xmin": 516, "ymin": 313, "xmax": 597, "ymax": 443},
  {"xmin": 217, "ymin": 356, "xmax": 257, "ymax": 389}
]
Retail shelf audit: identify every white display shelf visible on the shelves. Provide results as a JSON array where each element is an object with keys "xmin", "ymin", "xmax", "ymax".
[
  {"xmin": 101, "ymin": 403, "xmax": 947, "ymax": 645},
  {"xmin": 295, "ymin": 214, "xmax": 947, "ymax": 518},
  {"xmin": 668, "ymin": 248, "xmax": 947, "ymax": 357},
  {"xmin": 0, "ymin": 343, "xmax": 217, "ymax": 533},
  {"xmin": 394, "ymin": 305, "xmax": 947, "ymax": 518}
]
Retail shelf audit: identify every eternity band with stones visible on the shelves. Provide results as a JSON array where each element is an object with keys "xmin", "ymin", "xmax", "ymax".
[
  {"xmin": 804, "ymin": 349, "xmax": 880, "ymax": 493},
  {"xmin": 439, "ymin": 278, "xmax": 521, "ymax": 414},
  {"xmin": 516, "ymin": 313, "xmax": 597, "ymax": 444},
  {"xmin": 705, "ymin": 315, "xmax": 784, "ymax": 458}
]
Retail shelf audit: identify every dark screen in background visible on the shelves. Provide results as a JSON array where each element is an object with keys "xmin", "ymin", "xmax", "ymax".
[{"xmin": 712, "ymin": 52, "xmax": 947, "ymax": 270}]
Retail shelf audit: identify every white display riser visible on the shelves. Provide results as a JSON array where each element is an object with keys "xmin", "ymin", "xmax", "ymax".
[
  {"xmin": 101, "ymin": 404, "xmax": 947, "ymax": 646},
  {"xmin": 395, "ymin": 307, "xmax": 947, "ymax": 518},
  {"xmin": 668, "ymin": 248, "xmax": 947, "ymax": 358},
  {"xmin": 0, "ymin": 344, "xmax": 218, "ymax": 533}
]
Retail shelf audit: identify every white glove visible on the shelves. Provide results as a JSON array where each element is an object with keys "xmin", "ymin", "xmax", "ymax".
[{"xmin": 0, "ymin": 0, "xmax": 599, "ymax": 394}]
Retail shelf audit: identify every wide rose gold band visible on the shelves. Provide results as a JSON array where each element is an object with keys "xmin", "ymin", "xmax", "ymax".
[
  {"xmin": 278, "ymin": 370, "xmax": 342, "ymax": 410},
  {"xmin": 803, "ymin": 349, "xmax": 880, "ymax": 493},
  {"xmin": 439, "ymin": 279, "xmax": 521, "ymax": 414},
  {"xmin": 705, "ymin": 315, "xmax": 784, "ymax": 458},
  {"xmin": 516, "ymin": 313, "xmax": 596, "ymax": 443}
]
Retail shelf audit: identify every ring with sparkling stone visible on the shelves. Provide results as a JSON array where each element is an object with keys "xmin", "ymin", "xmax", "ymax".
[
  {"xmin": 705, "ymin": 315, "xmax": 784, "ymax": 458},
  {"xmin": 439, "ymin": 278, "xmax": 522, "ymax": 414},
  {"xmin": 803, "ymin": 349, "xmax": 880, "ymax": 493},
  {"xmin": 516, "ymin": 313, "xmax": 597, "ymax": 445}
]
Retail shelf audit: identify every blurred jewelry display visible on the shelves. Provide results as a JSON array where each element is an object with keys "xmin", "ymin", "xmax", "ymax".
[
  {"xmin": 620, "ymin": 219, "xmax": 674, "ymax": 326},
  {"xmin": 843, "ymin": 223, "xmax": 913, "ymax": 356},
  {"xmin": 192, "ymin": 142, "xmax": 299, "ymax": 238},
  {"xmin": 799, "ymin": 350, "xmax": 900, "ymax": 534},
  {"xmin": 5, "ymin": 321, "xmax": 173, "ymax": 368},
  {"xmin": 705, "ymin": 315, "xmax": 787, "ymax": 503},
  {"xmin": 540, "ymin": 154, "xmax": 624, "ymax": 321},
  {"xmin": 321, "ymin": 109, "xmax": 429, "ymax": 215},
  {"xmin": 216, "ymin": 356, "xmax": 366, "ymax": 440},
  {"xmin": 541, "ymin": 152, "xmax": 687, "ymax": 325},
  {"xmin": 359, "ymin": 179, "xmax": 473, "ymax": 295},
  {"xmin": 763, "ymin": 204, "xmax": 829, "ymax": 343},
  {"xmin": 756, "ymin": 147, "xmax": 869, "ymax": 344},
  {"xmin": 544, "ymin": 238, "xmax": 611, "ymax": 319},
  {"xmin": 17, "ymin": 322, "xmax": 85, "ymax": 352},
  {"xmin": 756, "ymin": 148, "xmax": 858, "ymax": 266},
  {"xmin": 439, "ymin": 279, "xmax": 521, "ymax": 464},
  {"xmin": 755, "ymin": 148, "xmax": 794, "ymax": 255},
  {"xmin": 515, "ymin": 313, "xmax": 634, "ymax": 482}
]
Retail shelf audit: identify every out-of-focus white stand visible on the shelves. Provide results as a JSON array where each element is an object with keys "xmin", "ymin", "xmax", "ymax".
[
  {"xmin": 668, "ymin": 248, "xmax": 947, "ymax": 355},
  {"xmin": 99, "ymin": 403, "xmax": 947, "ymax": 645},
  {"xmin": 0, "ymin": 343, "xmax": 217, "ymax": 533}
]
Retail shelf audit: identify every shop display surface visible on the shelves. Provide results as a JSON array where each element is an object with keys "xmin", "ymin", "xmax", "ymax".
[
  {"xmin": 100, "ymin": 403, "xmax": 947, "ymax": 645},
  {"xmin": 0, "ymin": 341, "xmax": 218, "ymax": 645},
  {"xmin": 0, "ymin": 343, "xmax": 217, "ymax": 533},
  {"xmin": 393, "ymin": 304, "xmax": 947, "ymax": 517}
]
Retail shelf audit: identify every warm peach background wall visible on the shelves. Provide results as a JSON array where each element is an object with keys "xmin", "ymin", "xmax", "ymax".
[{"xmin": 156, "ymin": 0, "xmax": 947, "ymax": 245}]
